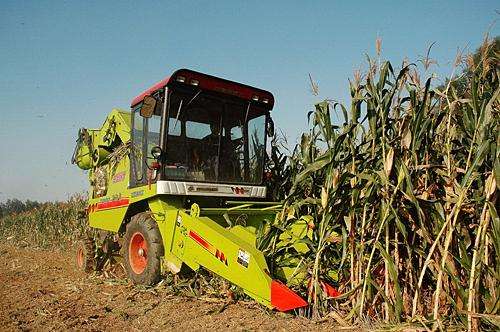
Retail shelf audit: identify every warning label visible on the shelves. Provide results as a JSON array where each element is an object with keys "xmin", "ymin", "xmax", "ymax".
[{"xmin": 237, "ymin": 249, "xmax": 250, "ymax": 268}]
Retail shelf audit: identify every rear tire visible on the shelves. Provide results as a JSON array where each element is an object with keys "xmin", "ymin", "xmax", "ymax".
[
  {"xmin": 123, "ymin": 213, "xmax": 164, "ymax": 285},
  {"xmin": 76, "ymin": 237, "xmax": 95, "ymax": 272}
]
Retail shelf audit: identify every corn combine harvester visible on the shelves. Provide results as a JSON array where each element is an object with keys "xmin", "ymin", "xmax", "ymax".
[{"xmin": 72, "ymin": 69, "xmax": 320, "ymax": 311}]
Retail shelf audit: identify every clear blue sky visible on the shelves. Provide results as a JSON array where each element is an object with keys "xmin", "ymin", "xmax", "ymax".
[{"xmin": 0, "ymin": 1, "xmax": 498, "ymax": 202}]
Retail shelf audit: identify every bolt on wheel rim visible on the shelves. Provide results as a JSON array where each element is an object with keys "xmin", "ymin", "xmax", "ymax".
[{"xmin": 129, "ymin": 232, "xmax": 148, "ymax": 274}]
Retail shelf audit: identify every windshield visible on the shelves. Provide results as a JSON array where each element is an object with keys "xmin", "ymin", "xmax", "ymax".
[{"xmin": 163, "ymin": 90, "xmax": 267, "ymax": 185}]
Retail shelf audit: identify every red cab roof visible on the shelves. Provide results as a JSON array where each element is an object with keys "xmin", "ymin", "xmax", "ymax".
[{"xmin": 131, "ymin": 69, "xmax": 275, "ymax": 109}]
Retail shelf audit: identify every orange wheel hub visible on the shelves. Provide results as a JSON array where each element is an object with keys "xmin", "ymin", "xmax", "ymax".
[{"xmin": 129, "ymin": 232, "xmax": 148, "ymax": 274}]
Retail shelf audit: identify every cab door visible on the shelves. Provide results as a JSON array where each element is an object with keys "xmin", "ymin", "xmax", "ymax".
[
  {"xmin": 130, "ymin": 104, "xmax": 147, "ymax": 187},
  {"xmin": 130, "ymin": 97, "xmax": 163, "ymax": 188}
]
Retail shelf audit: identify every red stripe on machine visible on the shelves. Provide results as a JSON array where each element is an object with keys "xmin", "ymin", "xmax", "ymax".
[
  {"xmin": 188, "ymin": 230, "xmax": 228, "ymax": 265},
  {"xmin": 189, "ymin": 230, "xmax": 211, "ymax": 251},
  {"xmin": 96, "ymin": 198, "xmax": 130, "ymax": 211}
]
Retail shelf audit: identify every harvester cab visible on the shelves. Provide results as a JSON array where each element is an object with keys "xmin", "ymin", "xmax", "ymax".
[
  {"xmin": 72, "ymin": 69, "xmax": 308, "ymax": 312},
  {"xmin": 128, "ymin": 69, "xmax": 273, "ymax": 202}
]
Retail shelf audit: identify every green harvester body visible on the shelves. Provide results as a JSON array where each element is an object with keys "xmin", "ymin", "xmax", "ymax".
[{"xmin": 72, "ymin": 69, "xmax": 308, "ymax": 312}]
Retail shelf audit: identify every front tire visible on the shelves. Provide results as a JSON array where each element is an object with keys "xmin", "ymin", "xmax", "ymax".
[{"xmin": 123, "ymin": 213, "xmax": 164, "ymax": 285}]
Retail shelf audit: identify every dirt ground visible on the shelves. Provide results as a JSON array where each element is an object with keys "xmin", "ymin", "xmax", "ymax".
[{"xmin": 0, "ymin": 244, "xmax": 347, "ymax": 331}]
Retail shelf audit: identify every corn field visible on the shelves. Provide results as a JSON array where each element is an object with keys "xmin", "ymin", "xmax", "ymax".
[
  {"xmin": 261, "ymin": 36, "xmax": 499, "ymax": 329},
  {"xmin": 0, "ymin": 35, "xmax": 498, "ymax": 331},
  {"xmin": 0, "ymin": 194, "xmax": 86, "ymax": 248}
]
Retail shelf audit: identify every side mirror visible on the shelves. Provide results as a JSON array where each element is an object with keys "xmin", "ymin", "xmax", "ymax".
[
  {"xmin": 267, "ymin": 117, "xmax": 275, "ymax": 137},
  {"xmin": 140, "ymin": 95, "xmax": 157, "ymax": 118},
  {"xmin": 151, "ymin": 146, "xmax": 163, "ymax": 160}
]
